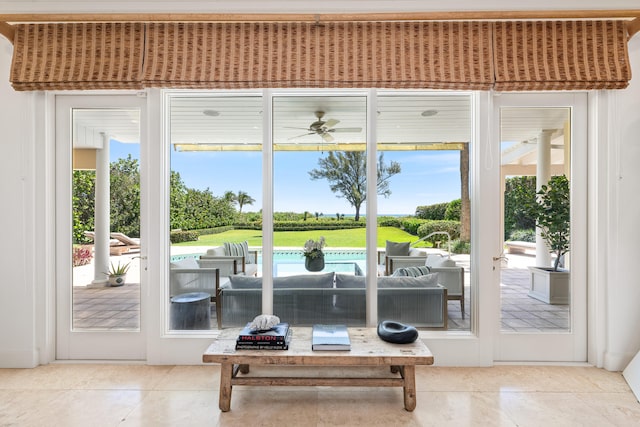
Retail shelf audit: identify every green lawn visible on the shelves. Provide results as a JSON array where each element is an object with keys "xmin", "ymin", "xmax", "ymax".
[{"xmin": 173, "ymin": 226, "xmax": 430, "ymax": 248}]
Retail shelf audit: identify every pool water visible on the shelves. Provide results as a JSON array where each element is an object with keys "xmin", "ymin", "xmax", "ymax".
[{"xmin": 171, "ymin": 249, "xmax": 367, "ymax": 272}]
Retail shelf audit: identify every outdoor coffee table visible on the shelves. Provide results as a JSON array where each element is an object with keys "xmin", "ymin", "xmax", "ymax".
[{"xmin": 202, "ymin": 327, "xmax": 434, "ymax": 411}]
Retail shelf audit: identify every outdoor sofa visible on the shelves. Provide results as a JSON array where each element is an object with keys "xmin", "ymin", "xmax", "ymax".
[{"xmin": 220, "ymin": 272, "xmax": 448, "ymax": 329}]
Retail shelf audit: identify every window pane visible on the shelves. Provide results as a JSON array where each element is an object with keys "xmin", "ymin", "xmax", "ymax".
[
  {"xmin": 376, "ymin": 94, "xmax": 472, "ymax": 331},
  {"xmin": 168, "ymin": 95, "xmax": 263, "ymax": 331},
  {"xmin": 500, "ymin": 107, "xmax": 571, "ymax": 332},
  {"xmin": 272, "ymin": 95, "xmax": 367, "ymax": 326},
  {"xmin": 71, "ymin": 108, "xmax": 141, "ymax": 331}
]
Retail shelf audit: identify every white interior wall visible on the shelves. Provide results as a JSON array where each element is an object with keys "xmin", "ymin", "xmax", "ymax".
[
  {"xmin": 603, "ymin": 35, "xmax": 640, "ymax": 371},
  {"xmin": 0, "ymin": 1, "xmax": 640, "ymax": 369},
  {"xmin": 0, "ymin": 36, "xmax": 39, "ymax": 367}
]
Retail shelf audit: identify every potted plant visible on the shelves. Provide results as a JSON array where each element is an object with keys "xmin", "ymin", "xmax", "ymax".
[
  {"xmin": 303, "ymin": 236, "xmax": 326, "ymax": 272},
  {"xmin": 105, "ymin": 261, "xmax": 130, "ymax": 287},
  {"xmin": 525, "ymin": 174, "xmax": 570, "ymax": 304}
]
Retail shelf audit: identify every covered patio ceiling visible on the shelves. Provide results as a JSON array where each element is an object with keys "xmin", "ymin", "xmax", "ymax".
[{"xmin": 72, "ymin": 93, "xmax": 569, "ymax": 167}]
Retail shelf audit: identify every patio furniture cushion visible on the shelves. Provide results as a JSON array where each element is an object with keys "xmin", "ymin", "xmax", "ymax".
[
  {"xmin": 335, "ymin": 273, "xmax": 365, "ymax": 289},
  {"xmin": 273, "ymin": 272, "xmax": 334, "ymax": 289},
  {"xmin": 205, "ymin": 246, "xmax": 226, "ymax": 256},
  {"xmin": 425, "ymin": 254, "xmax": 457, "ymax": 268},
  {"xmin": 224, "ymin": 241, "xmax": 253, "ymax": 263},
  {"xmin": 228, "ymin": 275, "xmax": 262, "ymax": 289},
  {"xmin": 392, "ymin": 265, "xmax": 432, "ymax": 277},
  {"xmin": 386, "ymin": 240, "xmax": 410, "ymax": 256},
  {"xmin": 378, "ymin": 274, "xmax": 439, "ymax": 288}
]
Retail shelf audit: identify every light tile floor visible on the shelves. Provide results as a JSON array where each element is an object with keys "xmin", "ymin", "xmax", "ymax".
[{"xmin": 0, "ymin": 364, "xmax": 638, "ymax": 426}]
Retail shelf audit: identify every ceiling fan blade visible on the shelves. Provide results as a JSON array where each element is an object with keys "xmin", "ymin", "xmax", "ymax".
[
  {"xmin": 324, "ymin": 118, "xmax": 340, "ymax": 128},
  {"xmin": 288, "ymin": 132, "xmax": 315, "ymax": 140},
  {"xmin": 284, "ymin": 126, "xmax": 313, "ymax": 131},
  {"xmin": 329, "ymin": 127, "xmax": 363, "ymax": 133},
  {"xmin": 322, "ymin": 132, "xmax": 335, "ymax": 142}
]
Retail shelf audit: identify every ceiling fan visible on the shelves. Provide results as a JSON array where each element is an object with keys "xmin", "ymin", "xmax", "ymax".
[{"xmin": 287, "ymin": 111, "xmax": 363, "ymax": 142}]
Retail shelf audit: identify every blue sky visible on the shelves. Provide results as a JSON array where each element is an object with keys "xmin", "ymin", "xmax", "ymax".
[{"xmin": 112, "ymin": 141, "xmax": 461, "ymax": 216}]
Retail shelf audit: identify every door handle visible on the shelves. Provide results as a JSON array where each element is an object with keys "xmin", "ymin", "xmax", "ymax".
[{"xmin": 492, "ymin": 255, "xmax": 508, "ymax": 270}]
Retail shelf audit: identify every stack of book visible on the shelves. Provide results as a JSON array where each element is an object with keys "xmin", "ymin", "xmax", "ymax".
[{"xmin": 235, "ymin": 322, "xmax": 292, "ymax": 350}]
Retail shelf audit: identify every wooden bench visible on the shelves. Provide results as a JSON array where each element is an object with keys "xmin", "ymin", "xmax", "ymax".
[{"xmin": 203, "ymin": 327, "xmax": 434, "ymax": 412}]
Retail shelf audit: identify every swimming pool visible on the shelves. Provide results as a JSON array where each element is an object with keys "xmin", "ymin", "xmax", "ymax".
[{"xmin": 171, "ymin": 248, "xmax": 367, "ymax": 272}]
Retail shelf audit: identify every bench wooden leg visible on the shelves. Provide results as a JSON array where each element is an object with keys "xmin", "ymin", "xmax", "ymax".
[
  {"xmin": 219, "ymin": 363, "xmax": 233, "ymax": 412},
  {"xmin": 402, "ymin": 365, "xmax": 417, "ymax": 411}
]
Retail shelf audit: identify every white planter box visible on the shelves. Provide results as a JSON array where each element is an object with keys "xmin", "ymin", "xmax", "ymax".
[{"xmin": 528, "ymin": 267, "xmax": 569, "ymax": 305}]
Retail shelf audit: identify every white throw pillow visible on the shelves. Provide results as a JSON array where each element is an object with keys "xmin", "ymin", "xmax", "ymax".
[{"xmin": 425, "ymin": 254, "xmax": 457, "ymax": 268}]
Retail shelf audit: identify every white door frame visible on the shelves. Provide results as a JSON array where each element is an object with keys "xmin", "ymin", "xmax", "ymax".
[
  {"xmin": 55, "ymin": 93, "xmax": 147, "ymax": 360},
  {"xmin": 493, "ymin": 92, "xmax": 588, "ymax": 362}
]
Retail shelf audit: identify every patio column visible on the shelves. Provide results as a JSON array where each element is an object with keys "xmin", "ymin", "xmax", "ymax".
[
  {"xmin": 92, "ymin": 132, "xmax": 110, "ymax": 285},
  {"xmin": 535, "ymin": 129, "xmax": 553, "ymax": 267}
]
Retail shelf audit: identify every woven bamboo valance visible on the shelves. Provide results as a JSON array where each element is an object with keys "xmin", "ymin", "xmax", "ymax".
[
  {"xmin": 7, "ymin": 20, "xmax": 632, "ymax": 91},
  {"xmin": 10, "ymin": 23, "xmax": 145, "ymax": 91},
  {"xmin": 493, "ymin": 20, "xmax": 631, "ymax": 91},
  {"xmin": 142, "ymin": 21, "xmax": 493, "ymax": 90}
]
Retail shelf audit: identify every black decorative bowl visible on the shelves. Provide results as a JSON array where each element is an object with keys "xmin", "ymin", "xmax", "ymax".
[{"xmin": 377, "ymin": 320, "xmax": 419, "ymax": 344}]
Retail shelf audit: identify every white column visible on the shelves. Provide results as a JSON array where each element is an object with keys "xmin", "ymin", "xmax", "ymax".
[
  {"xmin": 535, "ymin": 129, "xmax": 553, "ymax": 267},
  {"xmin": 92, "ymin": 132, "xmax": 110, "ymax": 284}
]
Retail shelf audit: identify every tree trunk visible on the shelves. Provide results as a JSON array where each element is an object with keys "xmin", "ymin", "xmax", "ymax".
[
  {"xmin": 460, "ymin": 143, "xmax": 471, "ymax": 241},
  {"xmin": 354, "ymin": 204, "xmax": 361, "ymax": 221}
]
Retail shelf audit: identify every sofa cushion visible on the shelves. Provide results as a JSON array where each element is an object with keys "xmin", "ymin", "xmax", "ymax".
[
  {"xmin": 425, "ymin": 254, "xmax": 457, "ymax": 268},
  {"xmin": 378, "ymin": 273, "xmax": 439, "ymax": 288},
  {"xmin": 205, "ymin": 246, "xmax": 226, "ymax": 256},
  {"xmin": 392, "ymin": 265, "xmax": 432, "ymax": 277},
  {"xmin": 170, "ymin": 257, "xmax": 200, "ymax": 269},
  {"xmin": 273, "ymin": 272, "xmax": 334, "ymax": 289},
  {"xmin": 228, "ymin": 275, "xmax": 262, "ymax": 289},
  {"xmin": 335, "ymin": 273, "xmax": 366, "ymax": 289},
  {"xmin": 224, "ymin": 241, "xmax": 250, "ymax": 261},
  {"xmin": 386, "ymin": 240, "xmax": 410, "ymax": 256}
]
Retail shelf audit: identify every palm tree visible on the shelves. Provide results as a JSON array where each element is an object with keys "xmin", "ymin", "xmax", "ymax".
[
  {"xmin": 236, "ymin": 191, "xmax": 255, "ymax": 213},
  {"xmin": 223, "ymin": 190, "xmax": 237, "ymax": 204}
]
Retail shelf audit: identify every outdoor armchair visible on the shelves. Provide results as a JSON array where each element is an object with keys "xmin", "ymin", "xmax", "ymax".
[{"xmin": 199, "ymin": 242, "xmax": 258, "ymax": 277}]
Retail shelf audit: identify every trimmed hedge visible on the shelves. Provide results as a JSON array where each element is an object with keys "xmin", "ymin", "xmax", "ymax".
[
  {"xmin": 170, "ymin": 230, "xmax": 200, "ymax": 243},
  {"xmin": 399, "ymin": 218, "xmax": 429, "ymax": 235}
]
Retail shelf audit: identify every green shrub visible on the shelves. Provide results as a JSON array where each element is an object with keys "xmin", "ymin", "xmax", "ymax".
[
  {"xmin": 416, "ymin": 220, "xmax": 460, "ymax": 244},
  {"xmin": 451, "ymin": 239, "xmax": 471, "ymax": 254},
  {"xmin": 272, "ymin": 220, "xmax": 365, "ymax": 231},
  {"xmin": 273, "ymin": 212, "xmax": 306, "ymax": 221},
  {"xmin": 400, "ymin": 218, "xmax": 428, "ymax": 235},
  {"xmin": 195, "ymin": 225, "xmax": 234, "ymax": 236},
  {"xmin": 444, "ymin": 199, "xmax": 461, "ymax": 221},
  {"xmin": 377, "ymin": 216, "xmax": 403, "ymax": 227},
  {"xmin": 508, "ymin": 229, "xmax": 536, "ymax": 242},
  {"xmin": 170, "ymin": 230, "xmax": 200, "ymax": 243},
  {"xmin": 415, "ymin": 203, "xmax": 448, "ymax": 220},
  {"xmin": 504, "ymin": 176, "xmax": 537, "ymax": 239}
]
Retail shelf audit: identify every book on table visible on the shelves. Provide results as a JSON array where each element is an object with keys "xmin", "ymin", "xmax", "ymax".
[
  {"xmin": 235, "ymin": 322, "xmax": 291, "ymax": 350},
  {"xmin": 312, "ymin": 324, "xmax": 351, "ymax": 351}
]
